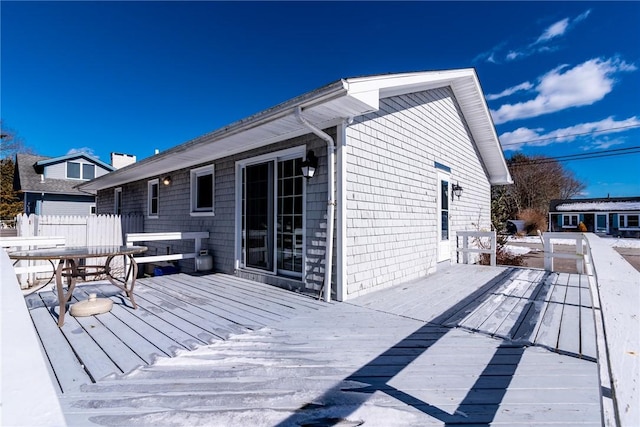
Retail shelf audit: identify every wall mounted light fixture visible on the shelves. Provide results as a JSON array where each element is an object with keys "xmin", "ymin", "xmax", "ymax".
[
  {"xmin": 162, "ymin": 176, "xmax": 172, "ymax": 186},
  {"xmin": 300, "ymin": 150, "xmax": 318, "ymax": 179},
  {"xmin": 452, "ymin": 182, "xmax": 463, "ymax": 200}
]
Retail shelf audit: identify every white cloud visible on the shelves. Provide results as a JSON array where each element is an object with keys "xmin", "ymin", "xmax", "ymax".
[
  {"xmin": 535, "ymin": 18, "xmax": 569, "ymax": 44},
  {"xmin": 476, "ymin": 9, "xmax": 591, "ymax": 64},
  {"xmin": 587, "ymin": 136, "xmax": 627, "ymax": 150},
  {"xmin": 499, "ymin": 116, "xmax": 640, "ymax": 150},
  {"xmin": 486, "ymin": 81, "xmax": 533, "ymax": 101},
  {"xmin": 491, "ymin": 57, "xmax": 637, "ymax": 124},
  {"xmin": 67, "ymin": 147, "xmax": 98, "ymax": 158}
]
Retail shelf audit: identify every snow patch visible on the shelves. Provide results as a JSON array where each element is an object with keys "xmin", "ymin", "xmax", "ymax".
[{"xmin": 556, "ymin": 201, "xmax": 640, "ymax": 211}]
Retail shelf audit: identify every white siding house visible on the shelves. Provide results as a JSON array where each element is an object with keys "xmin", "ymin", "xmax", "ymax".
[{"xmin": 80, "ymin": 69, "xmax": 512, "ymax": 301}]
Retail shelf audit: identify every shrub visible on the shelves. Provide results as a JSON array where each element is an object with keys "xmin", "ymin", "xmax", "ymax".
[{"xmin": 517, "ymin": 208, "xmax": 548, "ymax": 235}]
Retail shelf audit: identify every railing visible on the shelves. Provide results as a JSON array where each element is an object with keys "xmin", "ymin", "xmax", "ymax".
[
  {"xmin": 125, "ymin": 231, "xmax": 209, "ymax": 266},
  {"xmin": 456, "ymin": 231, "xmax": 496, "ymax": 266},
  {"xmin": 0, "ymin": 250, "xmax": 67, "ymax": 426},
  {"xmin": 0, "ymin": 236, "xmax": 66, "ymax": 289},
  {"xmin": 583, "ymin": 233, "xmax": 639, "ymax": 426},
  {"xmin": 541, "ymin": 232, "xmax": 592, "ymax": 274}
]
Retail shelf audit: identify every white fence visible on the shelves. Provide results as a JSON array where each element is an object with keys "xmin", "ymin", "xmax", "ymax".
[{"xmin": 15, "ymin": 213, "xmax": 123, "ymax": 245}]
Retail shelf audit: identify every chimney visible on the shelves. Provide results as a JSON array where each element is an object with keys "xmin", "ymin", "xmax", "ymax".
[{"xmin": 111, "ymin": 152, "xmax": 136, "ymax": 169}]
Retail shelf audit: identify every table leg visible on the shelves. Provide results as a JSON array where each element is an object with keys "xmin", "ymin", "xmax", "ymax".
[
  {"xmin": 105, "ymin": 254, "xmax": 138, "ymax": 309},
  {"xmin": 56, "ymin": 258, "xmax": 77, "ymax": 327}
]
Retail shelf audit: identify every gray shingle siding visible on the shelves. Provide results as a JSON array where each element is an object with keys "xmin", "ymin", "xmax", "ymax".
[
  {"xmin": 344, "ymin": 87, "xmax": 491, "ymax": 297},
  {"xmin": 97, "ymin": 132, "xmax": 329, "ymax": 289},
  {"xmin": 96, "ymin": 87, "xmax": 493, "ymax": 299}
]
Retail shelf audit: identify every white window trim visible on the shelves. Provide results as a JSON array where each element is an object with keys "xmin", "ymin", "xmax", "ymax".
[
  {"xmin": 66, "ymin": 160, "xmax": 96, "ymax": 180},
  {"xmin": 114, "ymin": 187, "xmax": 122, "ymax": 215},
  {"xmin": 190, "ymin": 165, "xmax": 215, "ymax": 217},
  {"xmin": 619, "ymin": 213, "xmax": 640, "ymax": 230},
  {"xmin": 234, "ymin": 145, "xmax": 307, "ymax": 273},
  {"xmin": 66, "ymin": 161, "xmax": 82, "ymax": 180},
  {"xmin": 562, "ymin": 214, "xmax": 579, "ymax": 228},
  {"xmin": 147, "ymin": 179, "xmax": 159, "ymax": 219},
  {"xmin": 89, "ymin": 205, "xmax": 96, "ymax": 215}
]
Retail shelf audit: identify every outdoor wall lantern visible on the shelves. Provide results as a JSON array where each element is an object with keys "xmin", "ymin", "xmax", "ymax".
[
  {"xmin": 162, "ymin": 176, "xmax": 172, "ymax": 186},
  {"xmin": 300, "ymin": 150, "xmax": 318, "ymax": 179},
  {"xmin": 452, "ymin": 182, "xmax": 463, "ymax": 200}
]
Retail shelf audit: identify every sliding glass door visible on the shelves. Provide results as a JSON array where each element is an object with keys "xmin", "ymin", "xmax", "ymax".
[{"xmin": 240, "ymin": 152, "xmax": 304, "ymax": 277}]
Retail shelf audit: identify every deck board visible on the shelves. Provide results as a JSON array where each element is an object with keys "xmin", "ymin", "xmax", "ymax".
[{"xmin": 27, "ymin": 267, "xmax": 601, "ymax": 426}]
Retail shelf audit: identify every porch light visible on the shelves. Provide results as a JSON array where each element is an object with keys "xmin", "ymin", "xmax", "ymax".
[
  {"xmin": 300, "ymin": 150, "xmax": 318, "ymax": 179},
  {"xmin": 452, "ymin": 182, "xmax": 463, "ymax": 200},
  {"xmin": 162, "ymin": 176, "xmax": 172, "ymax": 186}
]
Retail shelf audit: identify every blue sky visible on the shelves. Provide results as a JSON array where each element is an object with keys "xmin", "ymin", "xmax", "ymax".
[{"xmin": 2, "ymin": 1, "xmax": 639, "ymax": 198}]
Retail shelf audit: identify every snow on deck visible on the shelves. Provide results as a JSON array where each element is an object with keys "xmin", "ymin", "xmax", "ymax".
[{"xmin": 24, "ymin": 267, "xmax": 603, "ymax": 426}]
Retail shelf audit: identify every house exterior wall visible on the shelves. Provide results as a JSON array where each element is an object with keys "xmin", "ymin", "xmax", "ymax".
[
  {"xmin": 24, "ymin": 193, "xmax": 96, "ymax": 216},
  {"xmin": 343, "ymin": 87, "xmax": 491, "ymax": 298},
  {"xmin": 44, "ymin": 159, "xmax": 111, "ymax": 180},
  {"xmin": 549, "ymin": 211, "xmax": 640, "ymax": 237},
  {"xmin": 96, "ymin": 133, "xmax": 329, "ymax": 290}
]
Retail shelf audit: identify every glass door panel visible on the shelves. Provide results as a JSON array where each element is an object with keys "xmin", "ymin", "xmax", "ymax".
[
  {"xmin": 277, "ymin": 158, "xmax": 303, "ymax": 277},
  {"xmin": 243, "ymin": 162, "xmax": 274, "ymax": 271}
]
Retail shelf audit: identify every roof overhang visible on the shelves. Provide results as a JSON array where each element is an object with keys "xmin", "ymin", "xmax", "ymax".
[{"xmin": 79, "ymin": 69, "xmax": 511, "ymax": 192}]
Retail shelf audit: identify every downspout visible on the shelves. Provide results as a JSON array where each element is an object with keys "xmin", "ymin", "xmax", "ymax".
[{"xmin": 296, "ymin": 106, "xmax": 335, "ymax": 302}]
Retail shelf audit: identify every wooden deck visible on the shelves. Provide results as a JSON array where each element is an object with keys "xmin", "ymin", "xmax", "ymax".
[{"xmin": 26, "ymin": 265, "xmax": 602, "ymax": 426}]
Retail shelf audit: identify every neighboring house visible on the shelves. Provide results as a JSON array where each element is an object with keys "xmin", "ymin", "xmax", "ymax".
[
  {"xmin": 79, "ymin": 69, "xmax": 512, "ymax": 301},
  {"xmin": 13, "ymin": 153, "xmax": 115, "ymax": 216},
  {"xmin": 549, "ymin": 197, "xmax": 640, "ymax": 238}
]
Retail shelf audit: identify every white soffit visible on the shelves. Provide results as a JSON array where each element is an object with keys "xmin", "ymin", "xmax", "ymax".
[{"xmin": 80, "ymin": 69, "xmax": 511, "ymax": 191}]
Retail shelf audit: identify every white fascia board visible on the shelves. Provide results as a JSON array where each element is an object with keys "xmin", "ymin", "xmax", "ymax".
[{"xmin": 78, "ymin": 82, "xmax": 378, "ymax": 192}]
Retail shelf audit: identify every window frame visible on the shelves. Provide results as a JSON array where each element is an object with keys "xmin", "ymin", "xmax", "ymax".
[
  {"xmin": 66, "ymin": 160, "xmax": 96, "ymax": 180},
  {"xmin": 147, "ymin": 179, "xmax": 159, "ymax": 219},
  {"xmin": 82, "ymin": 163, "xmax": 95, "ymax": 180},
  {"xmin": 562, "ymin": 214, "xmax": 579, "ymax": 228},
  {"xmin": 619, "ymin": 213, "xmax": 640, "ymax": 230},
  {"xmin": 190, "ymin": 165, "xmax": 215, "ymax": 217},
  {"xmin": 66, "ymin": 161, "xmax": 81, "ymax": 179}
]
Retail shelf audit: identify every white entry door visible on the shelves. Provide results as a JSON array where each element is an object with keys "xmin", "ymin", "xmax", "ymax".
[{"xmin": 437, "ymin": 171, "xmax": 451, "ymax": 263}]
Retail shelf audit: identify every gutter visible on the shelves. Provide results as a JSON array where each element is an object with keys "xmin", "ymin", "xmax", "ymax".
[{"xmin": 295, "ymin": 106, "xmax": 336, "ymax": 303}]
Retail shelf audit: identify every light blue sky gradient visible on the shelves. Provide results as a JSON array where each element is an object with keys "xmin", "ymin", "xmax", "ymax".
[{"xmin": 2, "ymin": 1, "xmax": 639, "ymax": 197}]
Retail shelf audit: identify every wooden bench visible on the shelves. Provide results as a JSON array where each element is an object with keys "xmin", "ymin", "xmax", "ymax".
[
  {"xmin": 125, "ymin": 232, "xmax": 209, "ymax": 271},
  {"xmin": 1, "ymin": 236, "xmax": 66, "ymax": 288}
]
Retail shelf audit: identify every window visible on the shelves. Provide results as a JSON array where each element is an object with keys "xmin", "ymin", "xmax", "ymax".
[
  {"xmin": 67, "ymin": 161, "xmax": 96, "ymax": 180},
  {"xmin": 83, "ymin": 164, "xmax": 95, "ymax": 180},
  {"xmin": 620, "ymin": 214, "xmax": 640, "ymax": 229},
  {"xmin": 562, "ymin": 214, "xmax": 579, "ymax": 228},
  {"xmin": 440, "ymin": 179, "xmax": 449, "ymax": 240},
  {"xmin": 67, "ymin": 162, "xmax": 81, "ymax": 179},
  {"xmin": 114, "ymin": 188, "xmax": 122, "ymax": 215},
  {"xmin": 90, "ymin": 205, "xmax": 97, "ymax": 215},
  {"xmin": 190, "ymin": 165, "xmax": 214, "ymax": 216},
  {"xmin": 147, "ymin": 179, "xmax": 159, "ymax": 218}
]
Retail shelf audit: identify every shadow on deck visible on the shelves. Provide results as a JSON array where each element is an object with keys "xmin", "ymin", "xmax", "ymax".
[{"xmin": 26, "ymin": 265, "xmax": 601, "ymax": 426}]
